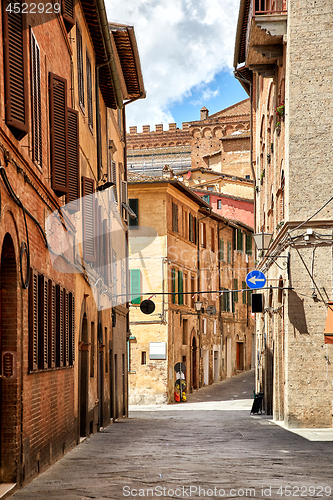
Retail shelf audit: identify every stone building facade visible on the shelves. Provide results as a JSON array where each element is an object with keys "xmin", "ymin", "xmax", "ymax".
[
  {"xmin": 0, "ymin": 0, "xmax": 144, "ymax": 492},
  {"xmin": 234, "ymin": 0, "xmax": 333, "ymax": 427},
  {"xmin": 127, "ymin": 175, "xmax": 254, "ymax": 404}
]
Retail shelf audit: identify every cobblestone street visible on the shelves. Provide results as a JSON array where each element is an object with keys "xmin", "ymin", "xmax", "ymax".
[{"xmin": 10, "ymin": 371, "xmax": 333, "ymax": 500}]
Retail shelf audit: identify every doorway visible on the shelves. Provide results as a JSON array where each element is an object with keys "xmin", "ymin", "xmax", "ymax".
[
  {"xmin": 236, "ymin": 342, "xmax": 244, "ymax": 371},
  {"xmin": 191, "ymin": 337, "xmax": 197, "ymax": 389},
  {"xmin": 0, "ymin": 233, "xmax": 18, "ymax": 482},
  {"xmin": 213, "ymin": 351, "xmax": 219, "ymax": 382},
  {"xmin": 79, "ymin": 314, "xmax": 89, "ymax": 437}
]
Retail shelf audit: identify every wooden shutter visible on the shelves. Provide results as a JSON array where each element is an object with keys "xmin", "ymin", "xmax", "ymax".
[
  {"xmin": 103, "ymin": 219, "xmax": 112, "ymax": 285},
  {"xmin": 130, "ymin": 269, "xmax": 141, "ymax": 305},
  {"xmin": 86, "ymin": 52, "xmax": 93, "ymax": 128},
  {"xmin": 69, "ymin": 293, "xmax": 75, "ymax": 365},
  {"xmin": 219, "ymin": 239, "xmax": 224, "ymax": 261},
  {"xmin": 63, "ymin": 289, "xmax": 69, "ymax": 366},
  {"xmin": 66, "ymin": 108, "xmax": 80, "ymax": 211},
  {"xmin": 48, "ymin": 280, "xmax": 56, "ymax": 368},
  {"xmin": 2, "ymin": 0, "xmax": 28, "ymax": 138},
  {"xmin": 76, "ymin": 25, "xmax": 84, "ymax": 110},
  {"xmin": 61, "ymin": 0, "xmax": 75, "ymax": 32},
  {"xmin": 178, "ymin": 271, "xmax": 183, "ymax": 305},
  {"xmin": 128, "ymin": 199, "xmax": 138, "ymax": 228},
  {"xmin": 172, "ymin": 268, "xmax": 176, "ymax": 304},
  {"xmin": 194, "ymin": 217, "xmax": 197, "ymax": 244},
  {"xmin": 56, "ymin": 285, "xmax": 64, "ymax": 367},
  {"xmin": 211, "ymin": 227, "xmax": 215, "ymax": 252},
  {"xmin": 38, "ymin": 275, "xmax": 49, "ymax": 369},
  {"xmin": 29, "ymin": 269, "xmax": 38, "ymax": 371},
  {"xmin": 172, "ymin": 203, "xmax": 178, "ymax": 233},
  {"xmin": 82, "ymin": 177, "xmax": 96, "ymax": 262},
  {"xmin": 49, "ymin": 73, "xmax": 68, "ymax": 196},
  {"xmin": 121, "ymin": 180, "xmax": 128, "ymax": 221},
  {"xmin": 189, "ymin": 213, "xmax": 193, "ymax": 242},
  {"xmin": 110, "ymin": 161, "xmax": 118, "ymax": 204},
  {"xmin": 31, "ymin": 32, "xmax": 42, "ymax": 167},
  {"xmin": 246, "ymin": 233, "xmax": 252, "ymax": 255}
]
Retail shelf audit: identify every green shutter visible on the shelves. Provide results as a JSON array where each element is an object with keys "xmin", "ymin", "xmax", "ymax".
[
  {"xmin": 128, "ymin": 199, "xmax": 139, "ymax": 228},
  {"xmin": 237, "ymin": 229, "xmax": 243, "ymax": 252},
  {"xmin": 219, "ymin": 239, "xmax": 224, "ymax": 261},
  {"xmin": 246, "ymin": 234, "xmax": 252, "ymax": 255},
  {"xmin": 172, "ymin": 268, "xmax": 176, "ymax": 304},
  {"xmin": 233, "ymin": 279, "xmax": 238, "ymax": 303},
  {"xmin": 178, "ymin": 270, "xmax": 183, "ymax": 305},
  {"xmin": 242, "ymin": 281, "xmax": 247, "ymax": 304},
  {"xmin": 203, "ymin": 194, "xmax": 210, "ymax": 203},
  {"xmin": 130, "ymin": 269, "xmax": 141, "ymax": 304},
  {"xmin": 227, "ymin": 241, "xmax": 232, "ymax": 263}
]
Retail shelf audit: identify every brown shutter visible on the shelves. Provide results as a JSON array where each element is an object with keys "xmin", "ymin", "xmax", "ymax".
[
  {"xmin": 86, "ymin": 52, "xmax": 93, "ymax": 129},
  {"xmin": 66, "ymin": 108, "xmax": 80, "ymax": 211},
  {"xmin": 29, "ymin": 269, "xmax": 38, "ymax": 371},
  {"xmin": 49, "ymin": 73, "xmax": 68, "ymax": 196},
  {"xmin": 61, "ymin": 0, "xmax": 75, "ymax": 32},
  {"xmin": 63, "ymin": 289, "xmax": 69, "ymax": 366},
  {"xmin": 82, "ymin": 177, "xmax": 96, "ymax": 262},
  {"xmin": 2, "ymin": 0, "xmax": 28, "ymax": 138},
  {"xmin": 56, "ymin": 284, "xmax": 64, "ymax": 367},
  {"xmin": 69, "ymin": 293, "xmax": 75, "ymax": 365},
  {"xmin": 103, "ymin": 219, "xmax": 112, "ymax": 286},
  {"xmin": 110, "ymin": 161, "xmax": 118, "ymax": 204},
  {"xmin": 38, "ymin": 275, "xmax": 49, "ymax": 369},
  {"xmin": 121, "ymin": 180, "xmax": 128, "ymax": 221},
  {"xmin": 48, "ymin": 280, "xmax": 56, "ymax": 368},
  {"xmin": 76, "ymin": 25, "xmax": 84, "ymax": 110},
  {"xmin": 31, "ymin": 32, "xmax": 42, "ymax": 167}
]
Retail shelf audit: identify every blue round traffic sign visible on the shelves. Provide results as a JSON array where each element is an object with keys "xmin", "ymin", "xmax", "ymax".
[{"xmin": 246, "ymin": 270, "xmax": 266, "ymax": 289}]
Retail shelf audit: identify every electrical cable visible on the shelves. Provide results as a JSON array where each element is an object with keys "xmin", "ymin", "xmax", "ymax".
[{"xmin": 289, "ymin": 196, "xmax": 333, "ymax": 233}]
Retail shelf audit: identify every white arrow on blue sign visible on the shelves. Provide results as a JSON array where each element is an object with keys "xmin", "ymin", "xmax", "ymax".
[{"xmin": 246, "ymin": 270, "xmax": 266, "ymax": 289}]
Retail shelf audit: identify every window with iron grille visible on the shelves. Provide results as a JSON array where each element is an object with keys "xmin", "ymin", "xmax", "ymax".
[
  {"xmin": 31, "ymin": 32, "xmax": 42, "ymax": 167},
  {"xmin": 172, "ymin": 203, "xmax": 178, "ymax": 233},
  {"xmin": 2, "ymin": 0, "xmax": 28, "ymax": 139},
  {"xmin": 86, "ymin": 52, "xmax": 93, "ymax": 129},
  {"xmin": 76, "ymin": 25, "xmax": 84, "ymax": 111}
]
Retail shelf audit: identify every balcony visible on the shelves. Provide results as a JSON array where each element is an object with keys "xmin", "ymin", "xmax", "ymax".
[{"xmin": 245, "ymin": 0, "xmax": 287, "ymax": 76}]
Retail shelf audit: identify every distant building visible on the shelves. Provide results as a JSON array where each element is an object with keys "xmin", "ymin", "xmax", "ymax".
[{"xmin": 127, "ymin": 174, "xmax": 254, "ymax": 404}]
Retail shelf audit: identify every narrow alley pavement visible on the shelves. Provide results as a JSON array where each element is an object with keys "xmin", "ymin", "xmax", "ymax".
[{"xmin": 10, "ymin": 371, "xmax": 333, "ymax": 500}]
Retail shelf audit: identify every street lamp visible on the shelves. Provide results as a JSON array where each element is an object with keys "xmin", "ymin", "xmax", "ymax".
[
  {"xmin": 253, "ymin": 232, "xmax": 273, "ymax": 252},
  {"xmin": 194, "ymin": 299, "xmax": 203, "ymax": 313}
]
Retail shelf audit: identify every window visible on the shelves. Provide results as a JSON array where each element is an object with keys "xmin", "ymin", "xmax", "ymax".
[
  {"xmin": 61, "ymin": 0, "xmax": 75, "ymax": 31},
  {"xmin": 31, "ymin": 32, "xmax": 42, "ymax": 167},
  {"xmin": 219, "ymin": 239, "xmax": 224, "ymax": 262},
  {"xmin": 202, "ymin": 317, "xmax": 207, "ymax": 334},
  {"xmin": 182, "ymin": 209, "xmax": 188, "ymax": 238},
  {"xmin": 220, "ymin": 288, "xmax": 230, "ymax": 312},
  {"xmin": 201, "ymin": 222, "xmax": 206, "ymax": 248},
  {"xmin": 227, "ymin": 241, "xmax": 232, "ymax": 263},
  {"xmin": 242, "ymin": 281, "xmax": 247, "ymax": 304},
  {"xmin": 183, "ymin": 273, "xmax": 187, "ymax": 306},
  {"xmin": 189, "ymin": 213, "xmax": 194, "ymax": 242},
  {"xmin": 141, "ymin": 351, "xmax": 147, "ymax": 365},
  {"xmin": 67, "ymin": 108, "xmax": 80, "ymax": 210},
  {"xmin": 211, "ymin": 227, "xmax": 215, "ymax": 252},
  {"xmin": 82, "ymin": 177, "xmax": 96, "ymax": 262},
  {"xmin": 172, "ymin": 202, "xmax": 178, "ymax": 233},
  {"xmin": 172, "ymin": 268, "xmax": 177, "ymax": 304},
  {"xmin": 121, "ymin": 180, "xmax": 128, "ymax": 221},
  {"xmin": 128, "ymin": 199, "xmax": 139, "ymax": 228},
  {"xmin": 76, "ymin": 25, "xmax": 84, "ymax": 110},
  {"xmin": 233, "ymin": 228, "xmax": 237, "ymax": 250},
  {"xmin": 217, "ymin": 199, "xmax": 222, "ymax": 210},
  {"xmin": 178, "ymin": 270, "xmax": 184, "ymax": 305},
  {"xmin": 233, "ymin": 279, "xmax": 238, "ymax": 304},
  {"xmin": 245, "ymin": 234, "xmax": 252, "ymax": 256},
  {"xmin": 237, "ymin": 229, "xmax": 243, "ymax": 252},
  {"xmin": 86, "ymin": 52, "xmax": 93, "ymax": 129},
  {"xmin": 29, "ymin": 270, "xmax": 74, "ymax": 372},
  {"xmin": 110, "ymin": 160, "xmax": 118, "ymax": 204},
  {"xmin": 202, "ymin": 194, "xmax": 210, "ymax": 203},
  {"xmin": 2, "ymin": 0, "xmax": 28, "ymax": 139},
  {"xmin": 183, "ymin": 319, "xmax": 188, "ymax": 345},
  {"xmin": 49, "ymin": 73, "xmax": 68, "ymax": 197}
]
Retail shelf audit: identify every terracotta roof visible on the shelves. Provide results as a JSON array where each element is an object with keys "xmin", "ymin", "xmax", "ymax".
[{"xmin": 127, "ymin": 171, "xmax": 159, "ymax": 182}]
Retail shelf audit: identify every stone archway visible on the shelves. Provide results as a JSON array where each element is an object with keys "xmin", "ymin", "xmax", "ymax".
[{"xmin": 0, "ymin": 233, "xmax": 18, "ymax": 483}]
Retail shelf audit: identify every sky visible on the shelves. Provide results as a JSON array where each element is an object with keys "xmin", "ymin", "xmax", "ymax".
[{"xmin": 105, "ymin": 0, "xmax": 248, "ymax": 130}]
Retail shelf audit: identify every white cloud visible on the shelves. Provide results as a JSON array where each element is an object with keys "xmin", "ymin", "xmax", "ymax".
[{"xmin": 105, "ymin": 0, "xmax": 240, "ymax": 129}]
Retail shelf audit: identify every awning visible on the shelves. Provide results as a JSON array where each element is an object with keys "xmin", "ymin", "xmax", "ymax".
[
  {"xmin": 122, "ymin": 202, "xmax": 137, "ymax": 219},
  {"xmin": 324, "ymin": 302, "xmax": 333, "ymax": 344}
]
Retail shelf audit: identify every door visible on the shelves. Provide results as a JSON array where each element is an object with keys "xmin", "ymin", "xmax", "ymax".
[
  {"xmin": 79, "ymin": 315, "xmax": 89, "ymax": 437},
  {"xmin": 203, "ymin": 350, "xmax": 209, "ymax": 386},
  {"xmin": 213, "ymin": 351, "xmax": 219, "ymax": 382},
  {"xmin": 226, "ymin": 337, "xmax": 232, "ymax": 378}
]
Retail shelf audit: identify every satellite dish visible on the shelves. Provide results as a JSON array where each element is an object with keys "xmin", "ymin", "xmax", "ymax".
[
  {"xmin": 140, "ymin": 299, "xmax": 155, "ymax": 315},
  {"xmin": 206, "ymin": 305, "xmax": 216, "ymax": 316}
]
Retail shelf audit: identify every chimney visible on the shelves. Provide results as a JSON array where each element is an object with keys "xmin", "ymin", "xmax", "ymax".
[
  {"xmin": 182, "ymin": 122, "xmax": 190, "ymax": 129},
  {"xmin": 129, "ymin": 126, "xmax": 137, "ymax": 135},
  {"xmin": 162, "ymin": 165, "xmax": 174, "ymax": 179},
  {"xmin": 200, "ymin": 107, "xmax": 209, "ymax": 121},
  {"xmin": 169, "ymin": 123, "xmax": 177, "ymax": 131},
  {"xmin": 156, "ymin": 124, "xmax": 163, "ymax": 133},
  {"xmin": 142, "ymin": 125, "xmax": 150, "ymax": 133}
]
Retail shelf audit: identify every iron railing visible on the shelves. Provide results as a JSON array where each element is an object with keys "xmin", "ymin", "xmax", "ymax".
[{"xmin": 254, "ymin": 0, "xmax": 287, "ymax": 15}]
